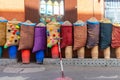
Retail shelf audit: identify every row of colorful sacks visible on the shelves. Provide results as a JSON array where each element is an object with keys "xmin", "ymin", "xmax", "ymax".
[{"xmin": 0, "ymin": 17, "xmax": 120, "ymax": 64}]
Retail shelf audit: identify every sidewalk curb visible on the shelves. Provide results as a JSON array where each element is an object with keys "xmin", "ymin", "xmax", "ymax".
[{"xmin": 1, "ymin": 58, "xmax": 120, "ymax": 67}]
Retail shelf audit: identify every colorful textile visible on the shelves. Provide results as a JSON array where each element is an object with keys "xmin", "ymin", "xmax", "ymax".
[
  {"xmin": 32, "ymin": 25, "xmax": 46, "ymax": 53},
  {"xmin": 47, "ymin": 21, "xmax": 60, "ymax": 48},
  {"xmin": 18, "ymin": 20, "xmax": 35, "ymax": 50},
  {"xmin": 99, "ymin": 22, "xmax": 112, "ymax": 49},
  {"xmin": 0, "ymin": 17, "xmax": 8, "ymax": 46},
  {"xmin": 112, "ymin": 24, "xmax": 120, "ymax": 48},
  {"xmin": 60, "ymin": 21, "xmax": 73, "ymax": 48},
  {"xmin": 4, "ymin": 19, "xmax": 21, "ymax": 48},
  {"xmin": 86, "ymin": 18, "xmax": 99, "ymax": 48},
  {"xmin": 73, "ymin": 20, "xmax": 87, "ymax": 50}
]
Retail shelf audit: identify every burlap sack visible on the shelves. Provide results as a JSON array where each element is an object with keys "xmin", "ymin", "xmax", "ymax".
[
  {"xmin": 73, "ymin": 20, "xmax": 87, "ymax": 50},
  {"xmin": 86, "ymin": 17, "xmax": 99, "ymax": 49},
  {"xmin": 99, "ymin": 18, "xmax": 112, "ymax": 49},
  {"xmin": 112, "ymin": 23, "xmax": 120, "ymax": 48},
  {"xmin": 4, "ymin": 19, "xmax": 21, "ymax": 48},
  {"xmin": 99, "ymin": 18, "xmax": 112, "ymax": 59},
  {"xmin": 47, "ymin": 21, "xmax": 60, "ymax": 48},
  {"xmin": 0, "ymin": 17, "xmax": 8, "ymax": 46},
  {"xmin": 18, "ymin": 20, "xmax": 35, "ymax": 50}
]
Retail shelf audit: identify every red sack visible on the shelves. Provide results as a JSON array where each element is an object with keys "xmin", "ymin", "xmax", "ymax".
[
  {"xmin": 112, "ymin": 24, "xmax": 120, "ymax": 48},
  {"xmin": 60, "ymin": 25, "xmax": 72, "ymax": 48}
]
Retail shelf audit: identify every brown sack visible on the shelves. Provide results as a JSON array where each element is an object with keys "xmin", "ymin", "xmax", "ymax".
[
  {"xmin": 18, "ymin": 24, "xmax": 35, "ymax": 50},
  {"xmin": 0, "ymin": 22, "xmax": 7, "ymax": 46},
  {"xmin": 74, "ymin": 26, "xmax": 87, "ymax": 50}
]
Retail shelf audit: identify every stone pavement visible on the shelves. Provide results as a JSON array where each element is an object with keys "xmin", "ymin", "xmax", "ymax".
[
  {"xmin": 0, "ymin": 63, "xmax": 120, "ymax": 80},
  {"xmin": 0, "ymin": 58, "xmax": 120, "ymax": 80}
]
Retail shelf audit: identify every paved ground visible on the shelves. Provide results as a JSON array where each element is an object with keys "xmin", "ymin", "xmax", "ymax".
[{"xmin": 0, "ymin": 63, "xmax": 120, "ymax": 80}]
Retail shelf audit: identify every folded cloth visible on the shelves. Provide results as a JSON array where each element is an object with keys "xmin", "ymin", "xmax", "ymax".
[
  {"xmin": 60, "ymin": 21, "xmax": 73, "ymax": 48},
  {"xmin": 86, "ymin": 17, "xmax": 99, "ymax": 48},
  {"xmin": 4, "ymin": 19, "xmax": 21, "ymax": 48},
  {"xmin": 32, "ymin": 23, "xmax": 46, "ymax": 53},
  {"xmin": 18, "ymin": 20, "xmax": 35, "ymax": 50},
  {"xmin": 99, "ymin": 22, "xmax": 112, "ymax": 49},
  {"xmin": 47, "ymin": 21, "xmax": 61, "ymax": 48},
  {"xmin": 73, "ymin": 20, "xmax": 87, "ymax": 50},
  {"xmin": 112, "ymin": 23, "xmax": 120, "ymax": 48},
  {"xmin": 0, "ymin": 17, "xmax": 8, "ymax": 46}
]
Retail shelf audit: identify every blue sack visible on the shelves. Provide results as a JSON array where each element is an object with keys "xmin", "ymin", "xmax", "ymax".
[{"xmin": 99, "ymin": 23, "xmax": 112, "ymax": 49}]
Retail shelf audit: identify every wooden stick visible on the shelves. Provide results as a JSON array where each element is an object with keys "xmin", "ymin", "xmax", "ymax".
[
  {"xmin": 91, "ymin": 46, "xmax": 98, "ymax": 59},
  {"xmin": 65, "ymin": 46, "xmax": 72, "ymax": 59},
  {"xmin": 77, "ymin": 47, "xmax": 85, "ymax": 59},
  {"xmin": 103, "ymin": 47, "xmax": 110, "ymax": 59},
  {"xmin": 115, "ymin": 47, "xmax": 120, "ymax": 59}
]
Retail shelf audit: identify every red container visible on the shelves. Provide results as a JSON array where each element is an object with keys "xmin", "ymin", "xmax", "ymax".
[
  {"xmin": 51, "ymin": 44, "xmax": 59, "ymax": 58},
  {"xmin": 21, "ymin": 50, "xmax": 30, "ymax": 63}
]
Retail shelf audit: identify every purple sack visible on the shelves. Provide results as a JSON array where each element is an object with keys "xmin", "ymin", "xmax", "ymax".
[
  {"xmin": 86, "ymin": 22, "xmax": 99, "ymax": 48},
  {"xmin": 32, "ymin": 26, "xmax": 46, "ymax": 53}
]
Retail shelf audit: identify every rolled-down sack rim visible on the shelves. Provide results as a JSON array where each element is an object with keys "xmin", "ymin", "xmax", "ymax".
[
  {"xmin": 20, "ymin": 20, "xmax": 36, "ymax": 26},
  {"xmin": 112, "ymin": 23, "xmax": 120, "ymax": 27},
  {"xmin": 48, "ymin": 21, "xmax": 60, "ymax": 25},
  {"xmin": 0, "ymin": 17, "xmax": 8, "ymax": 22},
  {"xmin": 73, "ymin": 20, "xmax": 86, "ymax": 26},
  {"xmin": 8, "ymin": 18, "xmax": 21, "ymax": 24},
  {"xmin": 0, "ymin": 20, "xmax": 8, "ymax": 22},
  {"xmin": 100, "ymin": 18, "xmax": 111, "ymax": 23},
  {"xmin": 36, "ymin": 23, "xmax": 46, "ymax": 27},
  {"xmin": 62, "ymin": 21, "xmax": 72, "ymax": 26},
  {"xmin": 87, "ymin": 20, "xmax": 99, "ymax": 24},
  {"xmin": 87, "ymin": 17, "xmax": 99, "ymax": 24}
]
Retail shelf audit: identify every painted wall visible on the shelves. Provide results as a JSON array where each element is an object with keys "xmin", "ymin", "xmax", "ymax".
[
  {"xmin": 0, "ymin": 0, "xmax": 25, "ymax": 21},
  {"xmin": 24, "ymin": 0, "xmax": 40, "ymax": 23},
  {"xmin": 77, "ymin": 0, "xmax": 104, "ymax": 21},
  {"xmin": 64, "ymin": 0, "xmax": 77, "ymax": 23}
]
